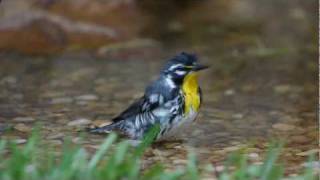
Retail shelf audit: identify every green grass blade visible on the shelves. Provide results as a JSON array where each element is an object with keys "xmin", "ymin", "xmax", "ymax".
[
  {"xmin": 88, "ymin": 133, "xmax": 117, "ymax": 169},
  {"xmin": 260, "ymin": 143, "xmax": 283, "ymax": 180},
  {"xmin": 186, "ymin": 153, "xmax": 199, "ymax": 180},
  {"xmin": 134, "ymin": 124, "xmax": 160, "ymax": 157}
]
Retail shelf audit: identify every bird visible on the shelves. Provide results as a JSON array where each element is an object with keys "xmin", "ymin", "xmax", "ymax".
[{"xmin": 89, "ymin": 52, "xmax": 208, "ymax": 143}]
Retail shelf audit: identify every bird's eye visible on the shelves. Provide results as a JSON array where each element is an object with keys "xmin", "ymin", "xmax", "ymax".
[{"xmin": 175, "ymin": 67, "xmax": 185, "ymax": 71}]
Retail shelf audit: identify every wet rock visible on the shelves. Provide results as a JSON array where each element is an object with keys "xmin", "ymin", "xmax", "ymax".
[
  {"xmin": 72, "ymin": 137, "xmax": 83, "ymax": 144},
  {"xmin": 214, "ymin": 165, "xmax": 225, "ymax": 172},
  {"xmin": 49, "ymin": 140, "xmax": 63, "ymax": 146},
  {"xmin": 46, "ymin": 113, "xmax": 64, "ymax": 118},
  {"xmin": 0, "ymin": 76, "xmax": 17, "ymax": 84},
  {"xmin": 296, "ymin": 149, "xmax": 319, "ymax": 156},
  {"xmin": 232, "ymin": 113, "xmax": 244, "ymax": 119},
  {"xmin": 95, "ymin": 84, "xmax": 114, "ymax": 94},
  {"xmin": 246, "ymin": 148, "xmax": 261, "ymax": 153},
  {"xmin": 50, "ymin": 97, "xmax": 73, "ymax": 104},
  {"xmin": 280, "ymin": 115, "xmax": 301, "ymax": 123},
  {"xmin": 214, "ymin": 132, "xmax": 231, "ymax": 137},
  {"xmin": 14, "ymin": 139, "xmax": 27, "ymax": 144},
  {"xmin": 172, "ymin": 159, "xmax": 188, "ymax": 165},
  {"xmin": 203, "ymin": 109, "xmax": 232, "ymax": 119},
  {"xmin": 272, "ymin": 123, "xmax": 295, "ymax": 131},
  {"xmin": 230, "ymin": 141, "xmax": 242, "ymax": 146},
  {"xmin": 56, "ymin": 118, "xmax": 70, "ymax": 125},
  {"xmin": 283, "ymin": 151, "xmax": 292, "ymax": 157},
  {"xmin": 291, "ymin": 135, "xmax": 309, "ymax": 144},
  {"xmin": 86, "ymin": 145, "xmax": 101, "ymax": 150},
  {"xmin": 14, "ymin": 123, "xmax": 32, "ymax": 132},
  {"xmin": 75, "ymin": 94, "xmax": 98, "ymax": 101},
  {"xmin": 92, "ymin": 120, "xmax": 113, "ymax": 128},
  {"xmin": 151, "ymin": 149, "xmax": 171, "ymax": 157},
  {"xmin": 288, "ymin": 173, "xmax": 298, "ymax": 177},
  {"xmin": 94, "ymin": 78, "xmax": 107, "ymax": 85},
  {"xmin": 75, "ymin": 101, "xmax": 89, "ymax": 106},
  {"xmin": 224, "ymin": 89, "xmax": 235, "ymax": 96},
  {"xmin": 0, "ymin": 12, "xmax": 118, "ymax": 55},
  {"xmin": 241, "ymin": 84, "xmax": 257, "ymax": 93},
  {"xmin": 201, "ymin": 176, "xmax": 217, "ymax": 180},
  {"xmin": 273, "ymin": 85, "xmax": 291, "ymax": 94},
  {"xmin": 248, "ymin": 153, "xmax": 259, "ymax": 160},
  {"xmin": 0, "ymin": 123, "xmax": 13, "ymax": 133},
  {"xmin": 174, "ymin": 145, "xmax": 183, "ymax": 149},
  {"xmin": 192, "ymin": 129, "xmax": 204, "ymax": 136},
  {"xmin": 42, "ymin": 91, "xmax": 65, "ymax": 98},
  {"xmin": 215, "ymin": 145, "xmax": 243, "ymax": 154},
  {"xmin": 162, "ymin": 142, "xmax": 182, "ymax": 149},
  {"xmin": 46, "ymin": 133, "xmax": 65, "ymax": 140},
  {"xmin": 223, "ymin": 145, "xmax": 244, "ymax": 152},
  {"xmin": 195, "ymin": 148, "xmax": 211, "ymax": 155},
  {"xmin": 253, "ymin": 162, "xmax": 263, "ymax": 165},
  {"xmin": 13, "ymin": 117, "xmax": 35, "ymax": 123},
  {"xmin": 67, "ymin": 118, "xmax": 92, "ymax": 126},
  {"xmin": 12, "ymin": 94, "xmax": 24, "ymax": 100}
]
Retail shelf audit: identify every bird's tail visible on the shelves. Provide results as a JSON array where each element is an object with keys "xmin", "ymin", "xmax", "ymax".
[{"xmin": 88, "ymin": 122, "xmax": 119, "ymax": 134}]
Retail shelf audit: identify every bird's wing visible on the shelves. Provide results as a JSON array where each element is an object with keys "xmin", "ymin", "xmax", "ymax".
[{"xmin": 112, "ymin": 94, "xmax": 163, "ymax": 123}]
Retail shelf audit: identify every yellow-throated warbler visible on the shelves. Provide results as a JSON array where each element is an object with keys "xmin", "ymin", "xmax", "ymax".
[{"xmin": 90, "ymin": 52, "xmax": 208, "ymax": 141}]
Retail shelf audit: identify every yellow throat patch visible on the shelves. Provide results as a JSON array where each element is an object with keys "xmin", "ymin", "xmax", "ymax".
[{"xmin": 182, "ymin": 72, "xmax": 200, "ymax": 114}]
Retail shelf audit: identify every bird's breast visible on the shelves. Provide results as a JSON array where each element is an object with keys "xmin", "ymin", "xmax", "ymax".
[{"xmin": 182, "ymin": 73, "xmax": 201, "ymax": 114}]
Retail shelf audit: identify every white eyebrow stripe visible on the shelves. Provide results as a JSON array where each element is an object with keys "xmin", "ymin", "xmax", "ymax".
[
  {"xmin": 169, "ymin": 64, "xmax": 183, "ymax": 70},
  {"xmin": 175, "ymin": 70, "xmax": 186, "ymax": 75}
]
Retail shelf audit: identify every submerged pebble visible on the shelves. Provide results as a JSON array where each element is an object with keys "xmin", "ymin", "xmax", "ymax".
[
  {"xmin": 46, "ymin": 133, "xmax": 65, "ymax": 140},
  {"xmin": 92, "ymin": 120, "xmax": 113, "ymax": 127},
  {"xmin": 13, "ymin": 117, "xmax": 35, "ymax": 123},
  {"xmin": 50, "ymin": 97, "xmax": 73, "ymax": 104},
  {"xmin": 214, "ymin": 165, "xmax": 225, "ymax": 172},
  {"xmin": 49, "ymin": 140, "xmax": 63, "ymax": 146},
  {"xmin": 248, "ymin": 153, "xmax": 260, "ymax": 160},
  {"xmin": 291, "ymin": 135, "xmax": 309, "ymax": 144},
  {"xmin": 296, "ymin": 149, "xmax": 319, "ymax": 156},
  {"xmin": 14, "ymin": 139, "xmax": 27, "ymax": 144},
  {"xmin": 14, "ymin": 123, "xmax": 32, "ymax": 132},
  {"xmin": 272, "ymin": 123, "xmax": 295, "ymax": 131},
  {"xmin": 67, "ymin": 118, "xmax": 92, "ymax": 126},
  {"xmin": 224, "ymin": 89, "xmax": 235, "ymax": 96},
  {"xmin": 76, "ymin": 94, "xmax": 98, "ymax": 101}
]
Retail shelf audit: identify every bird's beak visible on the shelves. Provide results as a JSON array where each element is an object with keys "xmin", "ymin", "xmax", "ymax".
[{"xmin": 192, "ymin": 64, "xmax": 209, "ymax": 71}]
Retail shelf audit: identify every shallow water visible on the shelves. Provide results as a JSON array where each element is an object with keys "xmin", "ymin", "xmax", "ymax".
[{"xmin": 0, "ymin": 0, "xmax": 317, "ymax": 176}]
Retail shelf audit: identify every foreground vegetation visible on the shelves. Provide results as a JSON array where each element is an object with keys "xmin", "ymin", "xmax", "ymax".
[{"xmin": 0, "ymin": 131, "xmax": 316, "ymax": 180}]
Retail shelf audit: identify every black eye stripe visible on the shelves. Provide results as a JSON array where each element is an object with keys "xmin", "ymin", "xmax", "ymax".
[
  {"xmin": 175, "ymin": 67, "xmax": 185, "ymax": 71},
  {"xmin": 178, "ymin": 65, "xmax": 194, "ymax": 70}
]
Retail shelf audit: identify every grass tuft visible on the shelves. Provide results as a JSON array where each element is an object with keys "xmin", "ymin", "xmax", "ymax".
[{"xmin": 0, "ymin": 131, "xmax": 317, "ymax": 180}]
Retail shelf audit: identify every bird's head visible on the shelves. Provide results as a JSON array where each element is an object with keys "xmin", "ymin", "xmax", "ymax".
[{"xmin": 161, "ymin": 52, "xmax": 208, "ymax": 83}]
